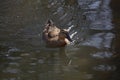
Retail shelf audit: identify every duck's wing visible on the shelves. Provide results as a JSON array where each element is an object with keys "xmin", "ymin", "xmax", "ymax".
[{"xmin": 61, "ymin": 29, "xmax": 72, "ymax": 42}]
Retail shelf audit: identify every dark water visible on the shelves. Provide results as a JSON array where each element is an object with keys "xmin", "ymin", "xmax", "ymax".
[{"xmin": 0, "ymin": 0, "xmax": 119, "ymax": 80}]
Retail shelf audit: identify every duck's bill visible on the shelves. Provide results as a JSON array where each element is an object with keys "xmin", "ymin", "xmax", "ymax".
[{"xmin": 47, "ymin": 19, "xmax": 54, "ymax": 26}]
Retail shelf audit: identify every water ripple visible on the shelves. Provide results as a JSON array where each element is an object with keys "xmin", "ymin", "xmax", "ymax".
[
  {"xmin": 91, "ymin": 51, "xmax": 113, "ymax": 59},
  {"xmin": 93, "ymin": 64, "xmax": 116, "ymax": 71},
  {"xmin": 3, "ymin": 68, "xmax": 20, "ymax": 74},
  {"xmin": 81, "ymin": 32, "xmax": 115, "ymax": 49}
]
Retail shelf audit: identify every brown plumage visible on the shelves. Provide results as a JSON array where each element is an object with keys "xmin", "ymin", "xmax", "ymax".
[{"xmin": 42, "ymin": 20, "xmax": 72, "ymax": 47}]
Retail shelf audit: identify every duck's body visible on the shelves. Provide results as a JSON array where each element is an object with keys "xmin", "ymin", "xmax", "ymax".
[{"xmin": 42, "ymin": 20, "xmax": 72, "ymax": 47}]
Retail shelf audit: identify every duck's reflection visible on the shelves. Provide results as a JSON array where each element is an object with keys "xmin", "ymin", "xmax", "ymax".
[{"xmin": 44, "ymin": 47, "xmax": 71, "ymax": 74}]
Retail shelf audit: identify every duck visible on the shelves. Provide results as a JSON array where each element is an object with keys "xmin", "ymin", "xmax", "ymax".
[{"xmin": 42, "ymin": 19, "xmax": 72, "ymax": 47}]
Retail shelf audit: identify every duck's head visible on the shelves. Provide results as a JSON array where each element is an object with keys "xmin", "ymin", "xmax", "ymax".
[
  {"xmin": 45, "ymin": 19, "xmax": 61, "ymax": 38},
  {"xmin": 45, "ymin": 19, "xmax": 54, "ymax": 27}
]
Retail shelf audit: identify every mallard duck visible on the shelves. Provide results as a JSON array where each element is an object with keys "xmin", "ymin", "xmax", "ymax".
[{"xmin": 42, "ymin": 20, "xmax": 72, "ymax": 47}]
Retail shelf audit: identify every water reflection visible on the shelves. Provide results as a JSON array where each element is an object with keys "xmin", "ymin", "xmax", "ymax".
[
  {"xmin": 0, "ymin": 0, "xmax": 117, "ymax": 80},
  {"xmin": 91, "ymin": 51, "xmax": 113, "ymax": 59},
  {"xmin": 81, "ymin": 32, "xmax": 115, "ymax": 49},
  {"xmin": 93, "ymin": 64, "xmax": 116, "ymax": 71}
]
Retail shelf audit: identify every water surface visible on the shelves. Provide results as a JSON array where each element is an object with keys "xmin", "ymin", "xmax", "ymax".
[{"xmin": 0, "ymin": 0, "xmax": 119, "ymax": 80}]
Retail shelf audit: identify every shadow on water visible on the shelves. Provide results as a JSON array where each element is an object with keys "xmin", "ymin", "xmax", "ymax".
[{"xmin": 0, "ymin": 0, "xmax": 119, "ymax": 80}]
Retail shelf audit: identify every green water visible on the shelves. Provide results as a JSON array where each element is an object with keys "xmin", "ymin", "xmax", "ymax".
[{"xmin": 0, "ymin": 0, "xmax": 119, "ymax": 80}]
